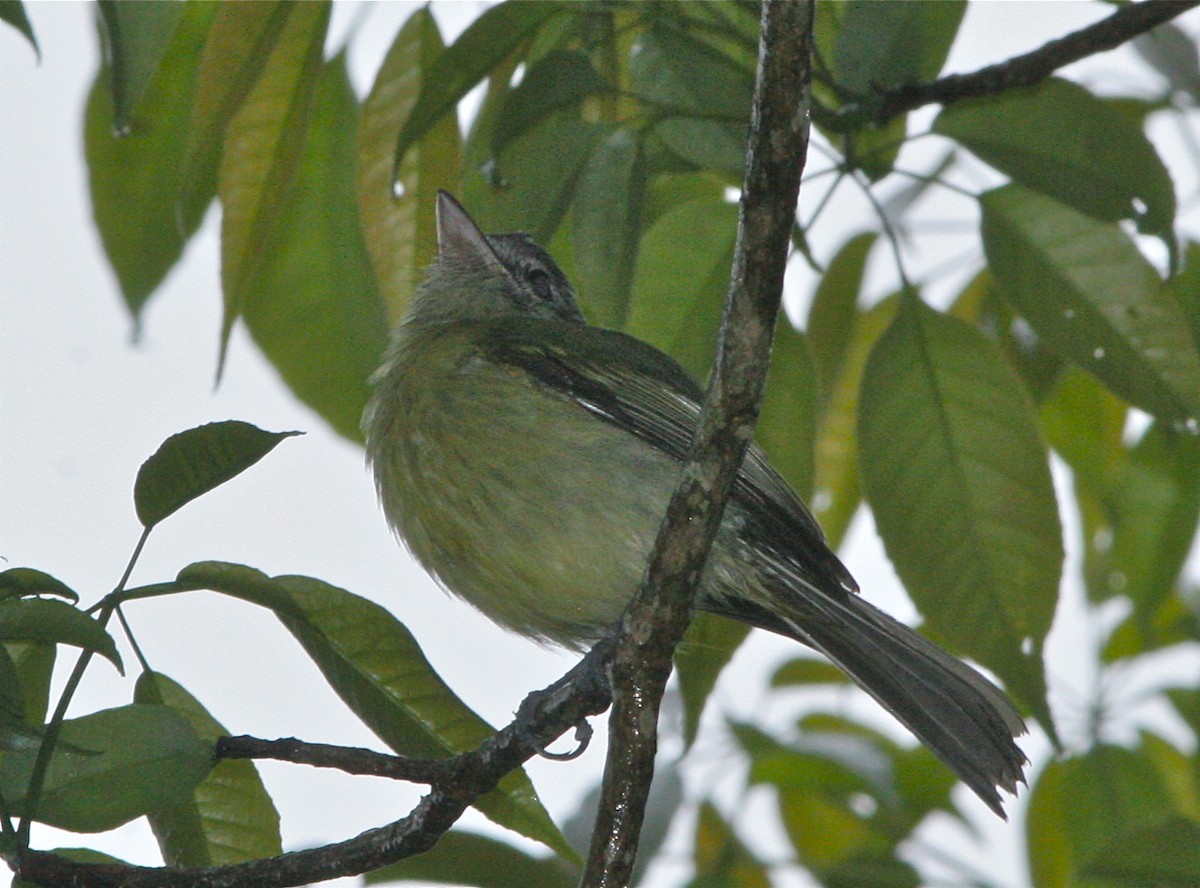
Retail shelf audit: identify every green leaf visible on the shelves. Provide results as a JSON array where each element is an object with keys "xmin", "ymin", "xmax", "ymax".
[
  {"xmin": 813, "ymin": 295, "xmax": 898, "ymax": 550},
  {"xmin": 240, "ymin": 54, "xmax": 390, "ymax": 442},
  {"xmin": 807, "ymin": 232, "xmax": 877, "ymax": 406},
  {"xmin": 217, "ymin": 0, "xmax": 330, "ymax": 377},
  {"xmin": 0, "ymin": 645, "xmax": 26, "ymax": 722},
  {"xmin": 674, "ymin": 614, "xmax": 750, "ymax": 749},
  {"xmin": 950, "ymin": 269, "xmax": 1065, "ymax": 402},
  {"xmin": 0, "ymin": 600, "xmax": 121, "ymax": 672},
  {"xmin": 181, "ymin": 1, "xmax": 293, "ymax": 216},
  {"xmin": 96, "ymin": 0, "xmax": 183, "ymax": 135},
  {"xmin": 844, "ymin": 115, "xmax": 908, "ymax": 182},
  {"xmin": 630, "ymin": 20, "xmax": 754, "ymax": 119},
  {"xmin": 443, "ymin": 39, "xmax": 509, "ymax": 171},
  {"xmin": 758, "ymin": 322, "xmax": 818, "ymax": 501},
  {"xmin": 770, "ymin": 657, "xmax": 851, "ymax": 688},
  {"xmin": 571, "ymin": 127, "xmax": 645, "ymax": 330},
  {"xmin": 134, "ymin": 421, "xmax": 301, "ymax": 528},
  {"xmin": 85, "ymin": 0, "xmax": 220, "ymax": 321},
  {"xmin": 737, "ymin": 718, "xmax": 951, "ymax": 877},
  {"xmin": 2, "ymin": 705, "xmax": 211, "ymax": 832},
  {"xmin": 0, "ymin": 712, "xmax": 49, "ymax": 756},
  {"xmin": 357, "ymin": 7, "xmax": 461, "ymax": 327},
  {"xmin": 625, "ymin": 196, "xmax": 739, "ymax": 379},
  {"xmin": 821, "ymin": 854, "xmax": 920, "ymax": 888},
  {"xmin": 393, "ymin": 1, "xmax": 566, "ymax": 169},
  {"xmin": 1167, "ymin": 687, "xmax": 1200, "ymax": 738},
  {"xmin": 464, "ymin": 110, "xmax": 600, "ymax": 245},
  {"xmin": 982, "ymin": 184, "xmax": 1200, "ymax": 424},
  {"xmin": 493, "ymin": 50, "xmax": 610, "ymax": 155},
  {"xmin": 936, "ymin": 78, "xmax": 1177, "ymax": 256},
  {"xmin": 1142, "ymin": 730, "xmax": 1200, "ymax": 820},
  {"xmin": 136, "ymin": 672, "xmax": 282, "ymax": 866},
  {"xmin": 177, "ymin": 561, "xmax": 572, "ymax": 858},
  {"xmin": 741, "ymin": 725, "xmax": 895, "ymax": 803},
  {"xmin": 745, "ymin": 739, "xmax": 902, "ymax": 879},
  {"xmin": 1166, "ymin": 241, "xmax": 1200, "ymax": 355},
  {"xmin": 833, "ymin": 0, "xmax": 965, "ymax": 94},
  {"xmin": 630, "ymin": 24, "xmax": 752, "ymax": 178},
  {"xmin": 23, "ymin": 848, "xmax": 130, "ymax": 872},
  {"xmin": 0, "ymin": 0, "xmax": 38, "ymax": 57},
  {"xmin": 10, "ymin": 643, "xmax": 55, "ymax": 726},
  {"xmin": 1103, "ymin": 594, "xmax": 1196, "ymax": 661},
  {"xmin": 1095, "ymin": 422, "xmax": 1200, "ymax": 615},
  {"xmin": 1041, "ymin": 369, "xmax": 1127, "ymax": 492},
  {"xmin": 889, "ymin": 743, "xmax": 958, "ymax": 826},
  {"xmin": 1084, "ymin": 816, "xmax": 1200, "ymax": 886},
  {"xmin": 1039, "ymin": 369, "xmax": 1131, "ymax": 608},
  {"xmin": 830, "ymin": 0, "xmax": 963, "ymax": 180},
  {"xmin": 0, "ymin": 568, "xmax": 78, "ymax": 604},
  {"xmin": 1028, "ymin": 744, "xmax": 1188, "ymax": 887},
  {"xmin": 642, "ymin": 171, "xmax": 727, "ymax": 227},
  {"xmin": 1134, "ymin": 23, "xmax": 1200, "ymax": 105},
  {"xmin": 689, "ymin": 801, "xmax": 771, "ymax": 888},
  {"xmin": 365, "ymin": 829, "xmax": 577, "ymax": 887},
  {"xmin": 858, "ymin": 294, "xmax": 1061, "ymax": 732}
]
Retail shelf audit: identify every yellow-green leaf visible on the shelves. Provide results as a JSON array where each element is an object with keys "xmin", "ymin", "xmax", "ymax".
[
  {"xmin": 937, "ymin": 78, "xmax": 1177, "ymax": 258},
  {"xmin": 95, "ymin": 0, "xmax": 183, "ymax": 134},
  {"xmin": 982, "ymin": 184, "xmax": 1200, "ymax": 424},
  {"xmin": 217, "ymin": 0, "xmax": 330, "ymax": 377},
  {"xmin": 240, "ymin": 54, "xmax": 389, "ymax": 442},
  {"xmin": 357, "ymin": 7, "xmax": 461, "ymax": 327},
  {"xmin": 572, "ymin": 127, "xmax": 644, "ymax": 330},
  {"xmin": 0, "ymin": 0, "xmax": 38, "ymax": 57},
  {"xmin": 812, "ymin": 295, "xmax": 898, "ymax": 549},
  {"xmin": 86, "ymin": 0, "xmax": 220, "ymax": 320},
  {"xmin": 365, "ymin": 830, "xmax": 577, "ymax": 887},
  {"xmin": 1028, "ymin": 744, "xmax": 1188, "ymax": 887},
  {"xmin": 625, "ymin": 196, "xmax": 739, "ymax": 379},
  {"xmin": 134, "ymin": 421, "xmax": 300, "ymax": 529},
  {"xmin": 2, "ymin": 705, "xmax": 211, "ymax": 832},
  {"xmin": 137, "ymin": 672, "xmax": 282, "ymax": 866},
  {"xmin": 858, "ymin": 294, "xmax": 1061, "ymax": 732},
  {"xmin": 807, "ymin": 232, "xmax": 877, "ymax": 406},
  {"xmin": 177, "ymin": 561, "xmax": 572, "ymax": 858},
  {"xmin": 393, "ymin": 1, "xmax": 566, "ymax": 169}
]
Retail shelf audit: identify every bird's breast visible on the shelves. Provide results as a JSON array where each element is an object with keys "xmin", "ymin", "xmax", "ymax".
[{"xmin": 365, "ymin": 325, "xmax": 679, "ymax": 646}]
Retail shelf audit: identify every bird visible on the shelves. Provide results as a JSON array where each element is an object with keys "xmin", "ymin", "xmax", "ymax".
[{"xmin": 363, "ymin": 190, "xmax": 1027, "ymax": 816}]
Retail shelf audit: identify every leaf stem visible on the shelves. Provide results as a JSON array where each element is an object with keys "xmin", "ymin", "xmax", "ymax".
[{"xmin": 15, "ymin": 525, "xmax": 152, "ymax": 848}]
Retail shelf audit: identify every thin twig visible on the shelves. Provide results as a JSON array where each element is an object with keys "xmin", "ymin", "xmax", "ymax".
[
  {"xmin": 873, "ymin": 0, "xmax": 1200, "ymax": 122},
  {"xmin": 215, "ymin": 735, "xmax": 459, "ymax": 782},
  {"xmin": 14, "ymin": 645, "xmax": 614, "ymax": 888}
]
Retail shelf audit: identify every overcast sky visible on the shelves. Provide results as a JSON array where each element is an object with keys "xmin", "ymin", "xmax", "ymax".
[{"xmin": 4, "ymin": 4, "xmax": 1200, "ymax": 887}]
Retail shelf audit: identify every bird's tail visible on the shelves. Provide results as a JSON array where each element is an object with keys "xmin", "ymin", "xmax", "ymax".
[{"xmin": 714, "ymin": 586, "xmax": 1028, "ymax": 817}]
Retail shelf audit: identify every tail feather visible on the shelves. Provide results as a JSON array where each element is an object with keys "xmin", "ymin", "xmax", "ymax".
[{"xmin": 711, "ymin": 588, "xmax": 1028, "ymax": 817}]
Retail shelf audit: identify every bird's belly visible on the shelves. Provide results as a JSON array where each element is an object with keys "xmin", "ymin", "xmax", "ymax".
[{"xmin": 375, "ymin": 361, "xmax": 680, "ymax": 647}]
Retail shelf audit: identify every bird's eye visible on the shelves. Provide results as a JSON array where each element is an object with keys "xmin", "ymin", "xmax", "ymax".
[{"xmin": 527, "ymin": 268, "xmax": 555, "ymax": 302}]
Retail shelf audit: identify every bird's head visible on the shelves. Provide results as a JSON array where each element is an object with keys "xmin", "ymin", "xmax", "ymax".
[{"xmin": 405, "ymin": 191, "xmax": 586, "ymax": 327}]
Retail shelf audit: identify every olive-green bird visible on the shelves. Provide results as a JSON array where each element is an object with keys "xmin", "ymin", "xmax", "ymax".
[{"xmin": 364, "ymin": 191, "xmax": 1026, "ymax": 816}]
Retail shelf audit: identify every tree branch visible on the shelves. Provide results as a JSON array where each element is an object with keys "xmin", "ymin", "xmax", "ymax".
[
  {"xmin": 214, "ymin": 735, "xmax": 461, "ymax": 782},
  {"xmin": 14, "ymin": 644, "xmax": 614, "ymax": 888},
  {"xmin": 873, "ymin": 0, "xmax": 1200, "ymax": 122},
  {"xmin": 580, "ymin": 2, "xmax": 815, "ymax": 885}
]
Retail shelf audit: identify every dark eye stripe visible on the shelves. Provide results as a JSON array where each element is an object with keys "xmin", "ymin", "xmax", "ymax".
[{"xmin": 527, "ymin": 268, "xmax": 555, "ymax": 302}]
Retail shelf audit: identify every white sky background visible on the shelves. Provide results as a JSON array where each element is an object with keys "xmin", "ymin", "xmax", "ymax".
[{"xmin": 3, "ymin": 3, "xmax": 1200, "ymax": 888}]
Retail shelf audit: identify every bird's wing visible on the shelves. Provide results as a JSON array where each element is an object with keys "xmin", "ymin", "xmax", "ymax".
[
  {"xmin": 479, "ymin": 318, "xmax": 857, "ymax": 596},
  {"xmin": 479, "ymin": 320, "xmax": 1027, "ymax": 817}
]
